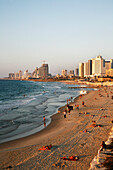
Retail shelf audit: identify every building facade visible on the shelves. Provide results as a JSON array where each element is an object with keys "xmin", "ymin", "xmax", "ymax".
[
  {"xmin": 32, "ymin": 67, "xmax": 39, "ymax": 78},
  {"xmin": 92, "ymin": 56, "xmax": 106, "ymax": 77},
  {"xmin": 69, "ymin": 70, "xmax": 74, "ymax": 78},
  {"xmin": 19, "ymin": 70, "xmax": 23, "ymax": 79},
  {"xmin": 9, "ymin": 73, "xmax": 15, "ymax": 79},
  {"xmin": 84, "ymin": 62, "xmax": 89, "ymax": 77},
  {"xmin": 38, "ymin": 64, "xmax": 49, "ymax": 79},
  {"xmin": 88, "ymin": 60, "xmax": 92, "ymax": 76},
  {"xmin": 62, "ymin": 69, "xmax": 67, "ymax": 78},
  {"xmin": 79, "ymin": 63, "xmax": 84, "ymax": 78},
  {"xmin": 75, "ymin": 68, "xmax": 79, "ymax": 77}
]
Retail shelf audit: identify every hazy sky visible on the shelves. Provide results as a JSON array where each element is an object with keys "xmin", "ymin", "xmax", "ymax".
[{"xmin": 0, "ymin": 0, "xmax": 113, "ymax": 78}]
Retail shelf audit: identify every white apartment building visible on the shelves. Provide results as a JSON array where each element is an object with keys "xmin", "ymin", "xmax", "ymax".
[
  {"xmin": 92, "ymin": 56, "xmax": 106, "ymax": 77},
  {"xmin": 23, "ymin": 70, "xmax": 29, "ymax": 79}
]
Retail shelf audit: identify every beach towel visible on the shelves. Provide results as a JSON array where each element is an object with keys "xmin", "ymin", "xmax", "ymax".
[
  {"xmin": 61, "ymin": 156, "xmax": 79, "ymax": 161},
  {"xmin": 38, "ymin": 144, "xmax": 52, "ymax": 150}
]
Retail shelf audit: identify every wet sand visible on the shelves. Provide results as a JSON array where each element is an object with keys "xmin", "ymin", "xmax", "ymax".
[{"xmin": 0, "ymin": 86, "xmax": 113, "ymax": 170}]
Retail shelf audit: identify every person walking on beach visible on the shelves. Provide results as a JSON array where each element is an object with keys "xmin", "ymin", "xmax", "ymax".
[
  {"xmin": 43, "ymin": 116, "xmax": 45, "ymax": 122},
  {"xmin": 82, "ymin": 101, "xmax": 84, "ymax": 106},
  {"xmin": 75, "ymin": 104, "xmax": 76, "ymax": 109},
  {"xmin": 64, "ymin": 110, "xmax": 67, "ymax": 118},
  {"xmin": 67, "ymin": 103, "xmax": 69, "ymax": 112},
  {"xmin": 71, "ymin": 97, "xmax": 73, "ymax": 102},
  {"xmin": 77, "ymin": 104, "xmax": 79, "ymax": 109}
]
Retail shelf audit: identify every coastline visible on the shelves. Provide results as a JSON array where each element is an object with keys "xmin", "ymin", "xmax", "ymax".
[{"xmin": 0, "ymin": 86, "xmax": 113, "ymax": 169}]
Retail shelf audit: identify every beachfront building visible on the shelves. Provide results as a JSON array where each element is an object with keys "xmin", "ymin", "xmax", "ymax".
[
  {"xmin": 84, "ymin": 62, "xmax": 89, "ymax": 77},
  {"xmin": 69, "ymin": 70, "xmax": 74, "ymax": 78},
  {"xmin": 92, "ymin": 55, "xmax": 106, "ymax": 77},
  {"xmin": 19, "ymin": 70, "xmax": 23, "ymax": 79},
  {"xmin": 105, "ymin": 59, "xmax": 113, "ymax": 70},
  {"xmin": 56, "ymin": 74, "xmax": 61, "ymax": 78},
  {"xmin": 9, "ymin": 73, "xmax": 15, "ymax": 79},
  {"xmin": 75, "ymin": 68, "xmax": 79, "ymax": 77},
  {"xmin": 106, "ymin": 69, "xmax": 113, "ymax": 77},
  {"xmin": 14, "ymin": 72, "xmax": 19, "ymax": 79},
  {"xmin": 38, "ymin": 64, "xmax": 49, "ymax": 79},
  {"xmin": 62, "ymin": 69, "xmax": 67, "ymax": 78},
  {"xmin": 105, "ymin": 59, "xmax": 113, "ymax": 77},
  {"xmin": 111, "ymin": 59, "xmax": 113, "ymax": 68},
  {"xmin": 79, "ymin": 63, "xmax": 84, "ymax": 78},
  {"xmin": 88, "ymin": 60, "xmax": 92, "ymax": 76},
  {"xmin": 105, "ymin": 60, "xmax": 111, "ymax": 70},
  {"xmin": 23, "ymin": 70, "xmax": 31, "ymax": 79},
  {"xmin": 32, "ymin": 67, "xmax": 39, "ymax": 78}
]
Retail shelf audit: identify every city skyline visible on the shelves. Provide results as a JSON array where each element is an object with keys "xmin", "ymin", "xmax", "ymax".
[
  {"xmin": 7, "ymin": 55, "xmax": 113, "ymax": 79},
  {"xmin": 0, "ymin": 0, "xmax": 113, "ymax": 78}
]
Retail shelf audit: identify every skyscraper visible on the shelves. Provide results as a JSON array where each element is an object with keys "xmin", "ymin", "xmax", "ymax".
[
  {"xmin": 92, "ymin": 56, "xmax": 105, "ymax": 77},
  {"xmin": 38, "ymin": 64, "xmax": 49, "ymax": 79},
  {"xmin": 19, "ymin": 70, "xmax": 22, "ymax": 79},
  {"xmin": 84, "ymin": 62, "xmax": 88, "ymax": 77},
  {"xmin": 79, "ymin": 63, "xmax": 84, "ymax": 78},
  {"xmin": 88, "ymin": 60, "xmax": 92, "ymax": 75},
  {"xmin": 110, "ymin": 59, "xmax": 113, "ymax": 69}
]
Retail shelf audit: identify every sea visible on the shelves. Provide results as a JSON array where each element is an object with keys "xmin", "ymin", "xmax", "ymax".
[{"xmin": 0, "ymin": 80, "xmax": 93, "ymax": 144}]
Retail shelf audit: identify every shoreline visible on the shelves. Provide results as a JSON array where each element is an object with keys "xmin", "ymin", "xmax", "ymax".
[
  {"xmin": 0, "ymin": 86, "xmax": 113, "ymax": 169},
  {"xmin": 0, "ymin": 93, "xmax": 80, "ymax": 150}
]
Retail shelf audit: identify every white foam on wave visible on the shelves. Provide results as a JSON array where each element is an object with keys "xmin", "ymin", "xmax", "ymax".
[{"xmin": 54, "ymin": 86, "xmax": 61, "ymax": 89}]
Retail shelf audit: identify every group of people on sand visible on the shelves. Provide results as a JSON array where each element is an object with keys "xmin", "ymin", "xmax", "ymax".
[
  {"xmin": 64, "ymin": 97, "xmax": 87, "ymax": 118},
  {"xmin": 67, "ymin": 97, "xmax": 73, "ymax": 104}
]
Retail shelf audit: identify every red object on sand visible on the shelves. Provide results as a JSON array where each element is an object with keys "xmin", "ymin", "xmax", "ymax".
[
  {"xmin": 61, "ymin": 156, "xmax": 79, "ymax": 161},
  {"xmin": 38, "ymin": 144, "xmax": 52, "ymax": 150}
]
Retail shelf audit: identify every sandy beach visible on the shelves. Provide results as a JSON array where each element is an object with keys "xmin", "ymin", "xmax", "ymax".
[{"xmin": 0, "ymin": 86, "xmax": 113, "ymax": 170}]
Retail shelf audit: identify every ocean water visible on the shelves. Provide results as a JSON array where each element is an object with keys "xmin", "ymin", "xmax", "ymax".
[{"xmin": 0, "ymin": 80, "xmax": 91, "ymax": 144}]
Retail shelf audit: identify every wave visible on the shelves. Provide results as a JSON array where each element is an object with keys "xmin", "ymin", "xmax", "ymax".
[{"xmin": 54, "ymin": 86, "xmax": 61, "ymax": 89}]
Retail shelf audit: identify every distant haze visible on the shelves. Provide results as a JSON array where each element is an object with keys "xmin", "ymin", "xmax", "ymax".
[{"xmin": 0, "ymin": 0, "xmax": 113, "ymax": 78}]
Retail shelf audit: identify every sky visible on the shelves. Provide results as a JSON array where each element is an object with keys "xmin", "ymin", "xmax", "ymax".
[{"xmin": 0, "ymin": 0, "xmax": 113, "ymax": 78}]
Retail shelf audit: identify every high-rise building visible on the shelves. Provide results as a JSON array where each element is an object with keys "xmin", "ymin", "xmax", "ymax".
[
  {"xmin": 15, "ymin": 72, "xmax": 19, "ymax": 79},
  {"xmin": 110, "ymin": 59, "xmax": 113, "ymax": 68},
  {"xmin": 9, "ymin": 73, "xmax": 15, "ymax": 79},
  {"xmin": 105, "ymin": 61, "xmax": 111, "ymax": 70},
  {"xmin": 92, "ymin": 56, "xmax": 106, "ymax": 77},
  {"xmin": 38, "ymin": 64, "xmax": 49, "ymax": 79},
  {"xmin": 32, "ymin": 67, "xmax": 39, "ymax": 78},
  {"xmin": 84, "ymin": 62, "xmax": 88, "ymax": 77},
  {"xmin": 88, "ymin": 60, "xmax": 92, "ymax": 75},
  {"xmin": 75, "ymin": 68, "xmax": 79, "ymax": 77},
  {"xmin": 69, "ymin": 70, "xmax": 74, "ymax": 78},
  {"xmin": 19, "ymin": 70, "xmax": 22, "ymax": 79},
  {"xmin": 79, "ymin": 63, "xmax": 84, "ymax": 78},
  {"xmin": 23, "ymin": 70, "xmax": 29, "ymax": 79},
  {"xmin": 105, "ymin": 59, "xmax": 113, "ymax": 77},
  {"xmin": 62, "ymin": 69, "xmax": 67, "ymax": 78}
]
